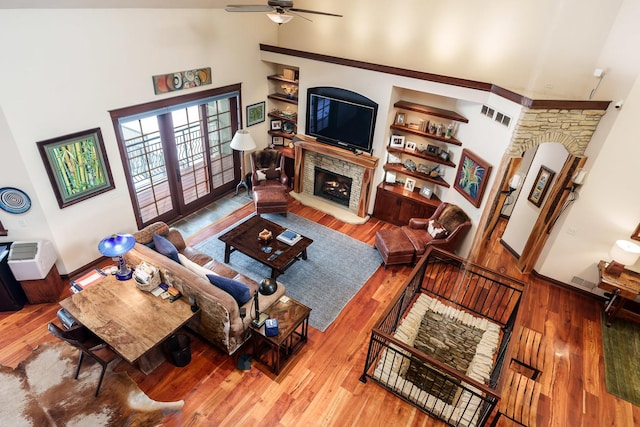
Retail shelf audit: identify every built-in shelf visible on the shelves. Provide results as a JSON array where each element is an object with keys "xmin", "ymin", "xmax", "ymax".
[
  {"xmin": 268, "ymin": 130, "xmax": 296, "ymax": 139},
  {"xmin": 268, "ymin": 111, "xmax": 297, "ymax": 123},
  {"xmin": 268, "ymin": 93, "xmax": 298, "ymax": 105},
  {"xmin": 386, "ymin": 146, "xmax": 456, "ymax": 168},
  {"xmin": 267, "ymin": 74, "xmax": 299, "ymax": 85},
  {"xmin": 394, "ymin": 100, "xmax": 468, "ymax": 123},
  {"xmin": 267, "ymin": 66, "xmax": 299, "ymax": 186},
  {"xmin": 383, "ymin": 163, "xmax": 450, "ymax": 188},
  {"xmin": 390, "ymin": 124, "xmax": 462, "ymax": 146}
]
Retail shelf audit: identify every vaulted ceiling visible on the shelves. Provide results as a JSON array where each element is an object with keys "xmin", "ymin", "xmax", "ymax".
[{"xmin": 0, "ymin": 0, "xmax": 237, "ymax": 8}]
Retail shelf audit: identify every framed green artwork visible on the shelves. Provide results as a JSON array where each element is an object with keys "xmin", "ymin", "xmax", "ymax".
[
  {"xmin": 37, "ymin": 128, "xmax": 115, "ymax": 208},
  {"xmin": 246, "ymin": 101, "xmax": 266, "ymax": 127}
]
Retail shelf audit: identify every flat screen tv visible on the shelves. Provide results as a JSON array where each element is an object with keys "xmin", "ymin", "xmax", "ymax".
[{"xmin": 306, "ymin": 87, "xmax": 377, "ymax": 154}]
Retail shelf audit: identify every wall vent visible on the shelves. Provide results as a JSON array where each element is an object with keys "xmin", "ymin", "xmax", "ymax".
[
  {"xmin": 480, "ymin": 105, "xmax": 495, "ymax": 119},
  {"xmin": 481, "ymin": 105, "xmax": 511, "ymax": 128},
  {"xmin": 495, "ymin": 112, "xmax": 511, "ymax": 127}
]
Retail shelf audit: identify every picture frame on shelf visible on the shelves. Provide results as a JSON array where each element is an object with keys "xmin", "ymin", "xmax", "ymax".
[
  {"xmin": 389, "ymin": 134, "xmax": 405, "ymax": 148},
  {"xmin": 387, "ymin": 152, "xmax": 402, "ymax": 164},
  {"xmin": 385, "ymin": 171, "xmax": 397, "ymax": 184},
  {"xmin": 528, "ymin": 165, "xmax": 555, "ymax": 207},
  {"xmin": 246, "ymin": 101, "xmax": 265, "ymax": 127},
  {"xmin": 37, "ymin": 128, "xmax": 115, "ymax": 209},
  {"xmin": 404, "ymin": 178, "xmax": 416, "ymax": 192},
  {"xmin": 272, "ymin": 136, "xmax": 284, "ymax": 146},
  {"xmin": 427, "ymin": 144, "xmax": 439, "ymax": 155},
  {"xmin": 419, "ymin": 185, "xmax": 433, "ymax": 199},
  {"xmin": 454, "ymin": 148, "xmax": 492, "ymax": 208},
  {"xmin": 405, "ymin": 141, "xmax": 417, "ymax": 151},
  {"xmin": 395, "ymin": 113, "xmax": 406, "ymax": 126},
  {"xmin": 270, "ymin": 119, "xmax": 282, "ymax": 131},
  {"xmin": 438, "ymin": 149, "xmax": 450, "ymax": 162}
]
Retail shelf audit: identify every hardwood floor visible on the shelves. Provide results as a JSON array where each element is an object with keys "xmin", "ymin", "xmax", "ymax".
[{"xmin": 0, "ymin": 198, "xmax": 638, "ymax": 426}]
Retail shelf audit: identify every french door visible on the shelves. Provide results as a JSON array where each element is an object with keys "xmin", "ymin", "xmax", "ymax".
[{"xmin": 110, "ymin": 85, "xmax": 241, "ymax": 228}]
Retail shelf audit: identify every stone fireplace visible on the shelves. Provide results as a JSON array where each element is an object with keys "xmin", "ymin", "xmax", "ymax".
[
  {"xmin": 292, "ymin": 136, "xmax": 378, "ymax": 221},
  {"xmin": 314, "ymin": 167, "xmax": 353, "ymax": 207}
]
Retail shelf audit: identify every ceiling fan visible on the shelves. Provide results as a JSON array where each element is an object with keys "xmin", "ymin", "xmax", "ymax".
[{"xmin": 225, "ymin": 0, "xmax": 342, "ymax": 24}]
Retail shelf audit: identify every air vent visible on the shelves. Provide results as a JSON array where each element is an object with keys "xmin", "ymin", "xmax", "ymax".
[
  {"xmin": 481, "ymin": 105, "xmax": 511, "ymax": 128},
  {"xmin": 495, "ymin": 112, "xmax": 511, "ymax": 127},
  {"xmin": 480, "ymin": 105, "xmax": 495, "ymax": 119}
]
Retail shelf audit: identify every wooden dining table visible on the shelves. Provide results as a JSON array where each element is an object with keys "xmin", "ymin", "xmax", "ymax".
[{"xmin": 60, "ymin": 274, "xmax": 196, "ymax": 373}]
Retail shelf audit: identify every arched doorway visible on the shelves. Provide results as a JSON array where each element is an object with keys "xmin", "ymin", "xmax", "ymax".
[{"xmin": 468, "ymin": 108, "xmax": 604, "ymax": 273}]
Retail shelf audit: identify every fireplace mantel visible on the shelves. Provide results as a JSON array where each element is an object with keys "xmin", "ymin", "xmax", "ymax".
[{"xmin": 293, "ymin": 135, "xmax": 379, "ymax": 218}]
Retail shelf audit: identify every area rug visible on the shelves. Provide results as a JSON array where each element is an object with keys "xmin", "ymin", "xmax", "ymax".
[
  {"xmin": 0, "ymin": 341, "xmax": 183, "ymax": 426},
  {"xmin": 195, "ymin": 213, "xmax": 382, "ymax": 332},
  {"xmin": 601, "ymin": 313, "xmax": 640, "ymax": 406}
]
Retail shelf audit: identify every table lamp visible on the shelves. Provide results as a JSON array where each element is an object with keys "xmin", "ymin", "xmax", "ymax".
[
  {"xmin": 251, "ymin": 277, "xmax": 278, "ymax": 327},
  {"xmin": 98, "ymin": 233, "xmax": 136, "ymax": 280},
  {"xmin": 605, "ymin": 239, "xmax": 640, "ymax": 277},
  {"xmin": 230, "ymin": 129, "xmax": 256, "ymax": 196}
]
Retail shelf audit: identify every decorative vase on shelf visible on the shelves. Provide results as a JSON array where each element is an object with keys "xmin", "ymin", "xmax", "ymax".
[{"xmin": 281, "ymin": 84, "xmax": 298, "ymax": 99}]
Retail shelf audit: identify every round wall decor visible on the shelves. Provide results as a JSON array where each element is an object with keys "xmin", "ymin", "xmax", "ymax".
[{"xmin": 0, "ymin": 187, "xmax": 31, "ymax": 214}]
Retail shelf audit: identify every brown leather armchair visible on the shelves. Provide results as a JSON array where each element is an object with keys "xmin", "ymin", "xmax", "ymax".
[
  {"xmin": 250, "ymin": 149, "xmax": 288, "ymax": 189},
  {"xmin": 401, "ymin": 202, "xmax": 471, "ymax": 256}
]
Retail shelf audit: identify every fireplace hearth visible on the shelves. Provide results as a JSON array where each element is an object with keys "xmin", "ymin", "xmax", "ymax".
[{"xmin": 314, "ymin": 167, "xmax": 353, "ymax": 207}]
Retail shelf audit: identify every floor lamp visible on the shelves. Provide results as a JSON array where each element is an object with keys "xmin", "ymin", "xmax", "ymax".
[{"xmin": 230, "ymin": 129, "xmax": 256, "ymax": 196}]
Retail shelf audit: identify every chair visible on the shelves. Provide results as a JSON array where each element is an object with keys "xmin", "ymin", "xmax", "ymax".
[
  {"xmin": 374, "ymin": 202, "xmax": 471, "ymax": 267},
  {"xmin": 250, "ymin": 149, "xmax": 288, "ymax": 189},
  {"xmin": 48, "ymin": 322, "xmax": 118, "ymax": 397},
  {"xmin": 491, "ymin": 369, "xmax": 541, "ymax": 426},
  {"xmin": 401, "ymin": 202, "xmax": 472, "ymax": 256}
]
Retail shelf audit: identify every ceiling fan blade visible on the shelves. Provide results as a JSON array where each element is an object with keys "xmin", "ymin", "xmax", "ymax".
[
  {"xmin": 289, "ymin": 8, "xmax": 342, "ymax": 17},
  {"xmin": 287, "ymin": 9, "xmax": 313, "ymax": 22},
  {"xmin": 225, "ymin": 5, "xmax": 274, "ymax": 12}
]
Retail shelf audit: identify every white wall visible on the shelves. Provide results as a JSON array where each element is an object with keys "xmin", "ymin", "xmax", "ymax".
[
  {"xmin": 261, "ymin": 50, "xmax": 524, "ymax": 257},
  {"xmin": 279, "ymin": 0, "xmax": 622, "ymax": 98},
  {"xmin": 502, "ymin": 143, "xmax": 568, "ymax": 255},
  {"xmin": 538, "ymin": 73, "xmax": 640, "ymax": 291},
  {"xmin": 0, "ymin": 9, "xmax": 276, "ymax": 274}
]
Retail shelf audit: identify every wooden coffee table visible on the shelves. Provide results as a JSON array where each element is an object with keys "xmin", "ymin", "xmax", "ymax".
[
  {"xmin": 59, "ymin": 275, "xmax": 196, "ymax": 374},
  {"xmin": 218, "ymin": 215, "xmax": 313, "ymax": 279},
  {"xmin": 250, "ymin": 296, "xmax": 311, "ymax": 374}
]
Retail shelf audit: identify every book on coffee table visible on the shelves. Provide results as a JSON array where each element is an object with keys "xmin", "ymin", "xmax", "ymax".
[{"xmin": 277, "ymin": 229, "xmax": 302, "ymax": 246}]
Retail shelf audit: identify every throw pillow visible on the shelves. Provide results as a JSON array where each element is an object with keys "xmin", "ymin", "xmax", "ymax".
[
  {"xmin": 178, "ymin": 254, "xmax": 218, "ymax": 279},
  {"xmin": 265, "ymin": 167, "xmax": 281, "ymax": 180},
  {"xmin": 207, "ymin": 274, "xmax": 252, "ymax": 307},
  {"xmin": 256, "ymin": 169, "xmax": 267, "ymax": 181},
  {"xmin": 427, "ymin": 220, "xmax": 448, "ymax": 239},
  {"xmin": 153, "ymin": 233, "xmax": 181, "ymax": 264}
]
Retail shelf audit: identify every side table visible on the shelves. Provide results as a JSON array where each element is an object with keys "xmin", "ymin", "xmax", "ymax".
[
  {"xmin": 250, "ymin": 296, "xmax": 311, "ymax": 374},
  {"xmin": 597, "ymin": 260, "xmax": 640, "ymax": 326}
]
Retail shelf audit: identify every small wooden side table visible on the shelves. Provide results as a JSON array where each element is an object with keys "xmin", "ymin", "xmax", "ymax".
[
  {"xmin": 597, "ymin": 260, "xmax": 640, "ymax": 326},
  {"xmin": 250, "ymin": 296, "xmax": 311, "ymax": 374}
]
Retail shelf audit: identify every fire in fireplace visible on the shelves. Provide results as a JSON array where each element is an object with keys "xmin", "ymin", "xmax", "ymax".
[{"xmin": 314, "ymin": 167, "xmax": 353, "ymax": 207}]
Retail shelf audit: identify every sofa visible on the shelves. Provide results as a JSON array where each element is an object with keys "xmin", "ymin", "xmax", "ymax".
[{"xmin": 123, "ymin": 221, "xmax": 286, "ymax": 355}]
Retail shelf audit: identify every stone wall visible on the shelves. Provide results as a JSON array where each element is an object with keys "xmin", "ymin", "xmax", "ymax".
[
  {"xmin": 507, "ymin": 108, "xmax": 606, "ymax": 157},
  {"xmin": 302, "ymin": 151, "xmax": 364, "ymax": 213}
]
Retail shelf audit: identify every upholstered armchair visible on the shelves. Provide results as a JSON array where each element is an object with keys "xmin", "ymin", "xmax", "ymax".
[
  {"xmin": 250, "ymin": 149, "xmax": 288, "ymax": 189},
  {"xmin": 401, "ymin": 202, "xmax": 471, "ymax": 256}
]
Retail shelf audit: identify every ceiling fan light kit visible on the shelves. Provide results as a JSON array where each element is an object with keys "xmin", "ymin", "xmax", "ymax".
[
  {"xmin": 267, "ymin": 13, "xmax": 294, "ymax": 24},
  {"xmin": 226, "ymin": 0, "xmax": 342, "ymax": 24}
]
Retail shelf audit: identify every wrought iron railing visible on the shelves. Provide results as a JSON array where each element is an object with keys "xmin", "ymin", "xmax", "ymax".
[{"xmin": 361, "ymin": 248, "xmax": 525, "ymax": 426}]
